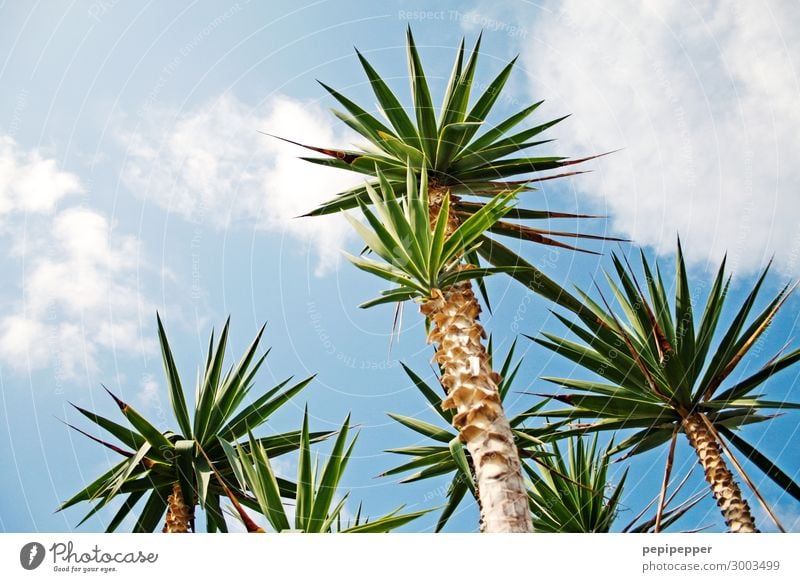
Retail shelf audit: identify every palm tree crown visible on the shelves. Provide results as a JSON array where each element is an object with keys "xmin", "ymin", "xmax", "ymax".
[
  {"xmin": 278, "ymin": 27, "xmax": 616, "ymax": 261},
  {"xmin": 531, "ymin": 242, "xmax": 800, "ymax": 532},
  {"xmin": 59, "ymin": 316, "xmax": 327, "ymax": 532}
]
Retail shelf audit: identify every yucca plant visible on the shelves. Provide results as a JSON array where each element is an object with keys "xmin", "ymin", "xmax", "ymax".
[
  {"xmin": 289, "ymin": 28, "xmax": 605, "ymax": 251},
  {"xmin": 277, "ymin": 29, "xmax": 620, "ymax": 532},
  {"xmin": 525, "ymin": 435, "xmax": 684, "ymax": 533},
  {"xmin": 530, "ymin": 242, "xmax": 800, "ymax": 532},
  {"xmin": 217, "ymin": 410, "xmax": 429, "ymax": 532},
  {"xmin": 59, "ymin": 316, "xmax": 330, "ymax": 533},
  {"xmin": 527, "ymin": 436, "xmax": 625, "ymax": 532}
]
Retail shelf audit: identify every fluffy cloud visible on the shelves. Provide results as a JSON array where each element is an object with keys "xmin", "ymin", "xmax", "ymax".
[
  {"xmin": 121, "ymin": 94, "xmax": 362, "ymax": 275},
  {"xmin": 523, "ymin": 0, "xmax": 800, "ymax": 276},
  {"xmin": 0, "ymin": 135, "xmax": 82, "ymax": 220},
  {"xmin": 0, "ymin": 136, "xmax": 155, "ymax": 379},
  {"xmin": 138, "ymin": 374, "xmax": 160, "ymax": 407}
]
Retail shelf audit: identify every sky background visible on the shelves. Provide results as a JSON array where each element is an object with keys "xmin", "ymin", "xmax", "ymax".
[{"xmin": 1, "ymin": 0, "xmax": 799, "ymax": 533}]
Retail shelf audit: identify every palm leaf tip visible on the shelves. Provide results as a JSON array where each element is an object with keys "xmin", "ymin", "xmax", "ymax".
[
  {"xmin": 58, "ymin": 417, "xmax": 135, "ymax": 460},
  {"xmin": 260, "ymin": 131, "xmax": 363, "ymax": 165},
  {"xmin": 102, "ymin": 385, "xmax": 128, "ymax": 413}
]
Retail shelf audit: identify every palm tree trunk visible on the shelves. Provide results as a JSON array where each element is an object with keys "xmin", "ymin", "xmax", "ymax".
[
  {"xmin": 420, "ymin": 281, "xmax": 533, "ymax": 533},
  {"xmin": 422, "ymin": 184, "xmax": 532, "ymax": 533},
  {"xmin": 163, "ymin": 482, "xmax": 193, "ymax": 533},
  {"xmin": 682, "ymin": 413, "xmax": 758, "ymax": 532}
]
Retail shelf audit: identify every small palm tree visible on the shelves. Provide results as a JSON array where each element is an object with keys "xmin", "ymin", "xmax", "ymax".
[
  {"xmin": 279, "ymin": 28, "xmax": 619, "ymax": 532},
  {"xmin": 216, "ymin": 410, "xmax": 429, "ymax": 532},
  {"xmin": 526, "ymin": 435, "xmax": 625, "ymax": 533},
  {"xmin": 59, "ymin": 316, "xmax": 329, "ymax": 532},
  {"xmin": 531, "ymin": 243, "xmax": 800, "ymax": 532}
]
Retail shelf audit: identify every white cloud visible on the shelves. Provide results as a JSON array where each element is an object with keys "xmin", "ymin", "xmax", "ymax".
[
  {"xmin": 138, "ymin": 374, "xmax": 160, "ymax": 407},
  {"xmin": 0, "ymin": 207, "xmax": 156, "ymax": 378},
  {"xmin": 121, "ymin": 94, "xmax": 362, "ymax": 276},
  {"xmin": 523, "ymin": 0, "xmax": 800, "ymax": 276},
  {"xmin": 0, "ymin": 135, "xmax": 156, "ymax": 378},
  {"xmin": 0, "ymin": 135, "xmax": 82, "ymax": 220}
]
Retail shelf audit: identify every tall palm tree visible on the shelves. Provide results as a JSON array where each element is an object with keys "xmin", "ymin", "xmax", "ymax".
[
  {"xmin": 530, "ymin": 243, "xmax": 800, "ymax": 532},
  {"xmin": 59, "ymin": 316, "xmax": 330, "ymax": 532},
  {"xmin": 277, "ymin": 28, "xmax": 618, "ymax": 532},
  {"xmin": 215, "ymin": 411, "xmax": 429, "ymax": 533},
  {"xmin": 342, "ymin": 169, "xmax": 539, "ymax": 531}
]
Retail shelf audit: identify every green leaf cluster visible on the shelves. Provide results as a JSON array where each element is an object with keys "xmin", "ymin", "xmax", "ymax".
[
  {"xmin": 60, "ymin": 316, "xmax": 326, "ymax": 532},
  {"xmin": 220, "ymin": 411, "xmax": 428, "ymax": 533},
  {"xmin": 345, "ymin": 167, "xmax": 530, "ymax": 306},
  {"xmin": 531, "ymin": 242, "xmax": 800, "ymax": 503}
]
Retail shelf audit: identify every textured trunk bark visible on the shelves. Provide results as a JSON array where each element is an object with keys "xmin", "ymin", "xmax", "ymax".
[
  {"xmin": 682, "ymin": 413, "xmax": 758, "ymax": 533},
  {"xmin": 162, "ymin": 482, "xmax": 193, "ymax": 533},
  {"xmin": 422, "ymin": 184, "xmax": 532, "ymax": 532},
  {"xmin": 420, "ymin": 281, "xmax": 533, "ymax": 533}
]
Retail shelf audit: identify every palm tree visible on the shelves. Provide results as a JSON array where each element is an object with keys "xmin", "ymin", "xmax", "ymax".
[
  {"xmin": 277, "ymin": 28, "xmax": 618, "ymax": 532},
  {"xmin": 341, "ymin": 169, "xmax": 542, "ymax": 531},
  {"xmin": 215, "ymin": 410, "xmax": 429, "ymax": 532},
  {"xmin": 530, "ymin": 243, "xmax": 800, "ymax": 532},
  {"xmin": 59, "ymin": 316, "xmax": 329, "ymax": 532}
]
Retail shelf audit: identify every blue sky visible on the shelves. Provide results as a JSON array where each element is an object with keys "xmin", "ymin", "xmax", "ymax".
[{"xmin": 1, "ymin": 0, "xmax": 799, "ymax": 533}]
